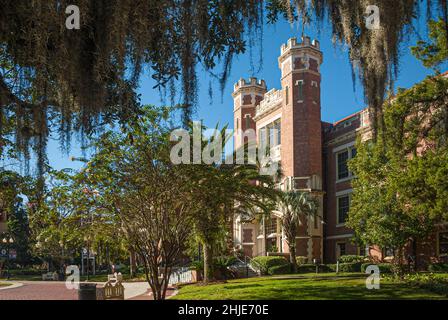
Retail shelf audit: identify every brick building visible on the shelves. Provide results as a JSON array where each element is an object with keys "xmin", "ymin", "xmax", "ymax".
[{"xmin": 232, "ymin": 36, "xmax": 448, "ymax": 266}]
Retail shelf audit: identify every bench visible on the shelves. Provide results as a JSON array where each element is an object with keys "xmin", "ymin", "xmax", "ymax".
[
  {"xmin": 42, "ymin": 272, "xmax": 59, "ymax": 281},
  {"xmin": 97, "ymin": 273, "xmax": 125, "ymax": 300}
]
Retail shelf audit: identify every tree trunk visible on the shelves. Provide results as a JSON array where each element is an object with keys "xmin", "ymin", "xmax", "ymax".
[
  {"xmin": 289, "ymin": 244, "xmax": 297, "ymax": 273},
  {"xmin": 203, "ymin": 242, "xmax": 213, "ymax": 283}
]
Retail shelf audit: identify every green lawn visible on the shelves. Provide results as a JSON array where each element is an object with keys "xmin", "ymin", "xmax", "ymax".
[
  {"xmin": 0, "ymin": 282, "xmax": 11, "ymax": 287},
  {"xmin": 173, "ymin": 273, "xmax": 448, "ymax": 300}
]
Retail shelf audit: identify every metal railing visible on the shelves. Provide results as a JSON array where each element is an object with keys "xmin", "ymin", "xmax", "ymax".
[{"xmin": 168, "ymin": 266, "xmax": 193, "ymax": 285}]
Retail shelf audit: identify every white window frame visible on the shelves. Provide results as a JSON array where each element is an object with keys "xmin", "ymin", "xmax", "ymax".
[
  {"xmin": 336, "ymin": 190, "xmax": 352, "ymax": 227},
  {"xmin": 335, "ymin": 144, "xmax": 357, "ymax": 183},
  {"xmin": 437, "ymin": 231, "xmax": 448, "ymax": 257},
  {"xmin": 295, "ymin": 80, "xmax": 304, "ymax": 103}
]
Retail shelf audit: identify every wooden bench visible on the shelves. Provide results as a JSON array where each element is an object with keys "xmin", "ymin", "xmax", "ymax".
[{"xmin": 96, "ymin": 273, "xmax": 125, "ymax": 300}]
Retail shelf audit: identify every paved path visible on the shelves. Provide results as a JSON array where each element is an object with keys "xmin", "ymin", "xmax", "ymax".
[
  {"xmin": 0, "ymin": 281, "xmax": 78, "ymax": 300},
  {"xmin": 0, "ymin": 281, "xmax": 174, "ymax": 300}
]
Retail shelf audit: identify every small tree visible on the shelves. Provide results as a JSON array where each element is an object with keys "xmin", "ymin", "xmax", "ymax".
[{"xmin": 275, "ymin": 191, "xmax": 318, "ymax": 273}]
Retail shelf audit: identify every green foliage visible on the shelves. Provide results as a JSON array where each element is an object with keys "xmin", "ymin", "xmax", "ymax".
[
  {"xmin": 325, "ymin": 264, "xmax": 337, "ymax": 272},
  {"xmin": 251, "ymin": 256, "xmax": 289, "ymax": 275},
  {"xmin": 296, "ymin": 264, "xmax": 319, "ymax": 274},
  {"xmin": 276, "ymin": 190, "xmax": 318, "ymax": 270},
  {"xmin": 361, "ymin": 263, "xmax": 393, "ymax": 274},
  {"xmin": 348, "ymin": 72, "xmax": 448, "ymax": 265},
  {"xmin": 296, "ymin": 256, "xmax": 308, "ymax": 265},
  {"xmin": 337, "ymin": 262, "xmax": 362, "ymax": 273},
  {"xmin": 428, "ymin": 263, "xmax": 448, "ymax": 273},
  {"xmin": 411, "ymin": 19, "xmax": 448, "ymax": 70},
  {"xmin": 268, "ymin": 263, "xmax": 292, "ymax": 275},
  {"xmin": 403, "ymin": 273, "xmax": 448, "ymax": 297},
  {"xmin": 338, "ymin": 255, "xmax": 366, "ymax": 263}
]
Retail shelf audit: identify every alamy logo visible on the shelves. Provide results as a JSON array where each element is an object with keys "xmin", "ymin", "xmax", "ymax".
[
  {"xmin": 365, "ymin": 265, "xmax": 380, "ymax": 289},
  {"xmin": 365, "ymin": 5, "xmax": 380, "ymax": 30},
  {"xmin": 170, "ymin": 121, "xmax": 279, "ymax": 176},
  {"xmin": 66, "ymin": 5, "xmax": 80, "ymax": 30},
  {"xmin": 65, "ymin": 265, "xmax": 80, "ymax": 290}
]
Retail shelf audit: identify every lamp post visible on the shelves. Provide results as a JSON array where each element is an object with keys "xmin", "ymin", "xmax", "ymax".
[{"xmin": 2, "ymin": 237, "xmax": 14, "ymax": 279}]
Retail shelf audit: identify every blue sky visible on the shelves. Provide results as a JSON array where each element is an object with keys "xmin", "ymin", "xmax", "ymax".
[{"xmin": 45, "ymin": 17, "xmax": 448, "ymax": 172}]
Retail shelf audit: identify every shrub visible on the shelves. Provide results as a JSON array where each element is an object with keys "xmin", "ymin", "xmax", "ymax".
[
  {"xmin": 428, "ymin": 263, "xmax": 448, "ymax": 273},
  {"xmin": 9, "ymin": 269, "xmax": 43, "ymax": 276},
  {"xmin": 296, "ymin": 256, "xmax": 308, "ymax": 265},
  {"xmin": 251, "ymin": 256, "xmax": 289, "ymax": 275},
  {"xmin": 189, "ymin": 260, "xmax": 203, "ymax": 271},
  {"xmin": 361, "ymin": 263, "xmax": 393, "ymax": 274},
  {"xmin": 338, "ymin": 255, "xmax": 365, "ymax": 263},
  {"xmin": 325, "ymin": 264, "xmax": 337, "ymax": 272},
  {"xmin": 404, "ymin": 273, "xmax": 448, "ymax": 297},
  {"xmin": 268, "ymin": 264, "xmax": 292, "ymax": 275},
  {"xmin": 337, "ymin": 262, "xmax": 362, "ymax": 272},
  {"xmin": 296, "ymin": 264, "xmax": 318, "ymax": 273}
]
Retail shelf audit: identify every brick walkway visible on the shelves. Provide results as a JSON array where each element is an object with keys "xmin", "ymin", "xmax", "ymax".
[
  {"xmin": 0, "ymin": 281, "xmax": 176, "ymax": 300},
  {"xmin": 0, "ymin": 281, "xmax": 78, "ymax": 300}
]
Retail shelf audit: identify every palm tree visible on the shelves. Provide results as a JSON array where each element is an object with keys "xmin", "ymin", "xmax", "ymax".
[
  {"xmin": 274, "ymin": 191, "xmax": 318, "ymax": 273},
  {"xmin": 184, "ymin": 126, "xmax": 276, "ymax": 283}
]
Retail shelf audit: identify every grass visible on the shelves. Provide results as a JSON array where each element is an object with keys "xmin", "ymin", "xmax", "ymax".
[
  {"xmin": 173, "ymin": 273, "xmax": 448, "ymax": 300},
  {"xmin": 0, "ymin": 282, "xmax": 11, "ymax": 287}
]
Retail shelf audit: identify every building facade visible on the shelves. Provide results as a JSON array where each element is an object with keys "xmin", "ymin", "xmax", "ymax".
[{"xmin": 232, "ymin": 36, "xmax": 448, "ymax": 266}]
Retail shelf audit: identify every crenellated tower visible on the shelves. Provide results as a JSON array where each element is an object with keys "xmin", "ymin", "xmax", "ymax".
[
  {"xmin": 279, "ymin": 36, "xmax": 323, "ymax": 180},
  {"xmin": 278, "ymin": 36, "xmax": 324, "ymax": 261},
  {"xmin": 232, "ymin": 77, "xmax": 267, "ymax": 150}
]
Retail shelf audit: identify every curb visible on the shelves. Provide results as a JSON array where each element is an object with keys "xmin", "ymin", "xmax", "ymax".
[{"xmin": 0, "ymin": 282, "xmax": 24, "ymax": 291}]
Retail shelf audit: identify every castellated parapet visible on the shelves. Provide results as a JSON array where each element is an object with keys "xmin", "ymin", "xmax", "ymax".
[
  {"xmin": 232, "ymin": 77, "xmax": 267, "ymax": 97},
  {"xmin": 280, "ymin": 36, "xmax": 320, "ymax": 54}
]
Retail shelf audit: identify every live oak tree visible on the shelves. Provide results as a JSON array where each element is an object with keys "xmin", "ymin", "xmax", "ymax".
[{"xmin": 1, "ymin": 0, "xmax": 447, "ymax": 170}]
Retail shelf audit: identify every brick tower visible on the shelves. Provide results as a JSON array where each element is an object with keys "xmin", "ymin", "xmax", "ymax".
[
  {"xmin": 278, "ymin": 36, "xmax": 324, "ymax": 261},
  {"xmin": 232, "ymin": 77, "xmax": 267, "ymax": 150},
  {"xmin": 279, "ymin": 36, "xmax": 323, "ymax": 180}
]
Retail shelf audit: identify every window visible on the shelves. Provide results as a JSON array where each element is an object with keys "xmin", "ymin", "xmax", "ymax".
[
  {"xmin": 297, "ymin": 81, "xmax": 304, "ymax": 101},
  {"xmin": 337, "ymin": 195, "xmax": 350, "ymax": 225},
  {"xmin": 236, "ymin": 118, "xmax": 239, "ymax": 131},
  {"xmin": 337, "ymin": 151, "xmax": 349, "ymax": 180},
  {"xmin": 244, "ymin": 115, "xmax": 251, "ymax": 129},
  {"xmin": 274, "ymin": 120, "xmax": 281, "ymax": 146},
  {"xmin": 337, "ymin": 243, "xmax": 346, "ymax": 257},
  {"xmin": 336, "ymin": 147, "xmax": 357, "ymax": 180},
  {"xmin": 266, "ymin": 218, "xmax": 278, "ymax": 235},
  {"xmin": 259, "ymin": 127, "xmax": 267, "ymax": 148},
  {"xmin": 439, "ymin": 232, "xmax": 448, "ymax": 256},
  {"xmin": 312, "ymin": 81, "xmax": 319, "ymax": 102},
  {"xmin": 285, "ymin": 86, "xmax": 289, "ymax": 105},
  {"xmin": 259, "ymin": 120, "xmax": 281, "ymax": 154},
  {"xmin": 243, "ymin": 229, "xmax": 253, "ymax": 244}
]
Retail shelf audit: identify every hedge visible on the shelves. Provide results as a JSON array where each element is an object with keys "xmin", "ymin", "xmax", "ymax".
[
  {"xmin": 336, "ymin": 262, "xmax": 362, "ymax": 272},
  {"xmin": 268, "ymin": 264, "xmax": 292, "ymax": 275},
  {"xmin": 9, "ymin": 269, "xmax": 44, "ymax": 276},
  {"xmin": 428, "ymin": 263, "xmax": 448, "ymax": 273},
  {"xmin": 251, "ymin": 256, "xmax": 289, "ymax": 275},
  {"xmin": 295, "ymin": 256, "xmax": 308, "ymax": 265},
  {"xmin": 361, "ymin": 263, "xmax": 393, "ymax": 274},
  {"xmin": 338, "ymin": 255, "xmax": 366, "ymax": 263},
  {"xmin": 296, "ymin": 264, "xmax": 320, "ymax": 273}
]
